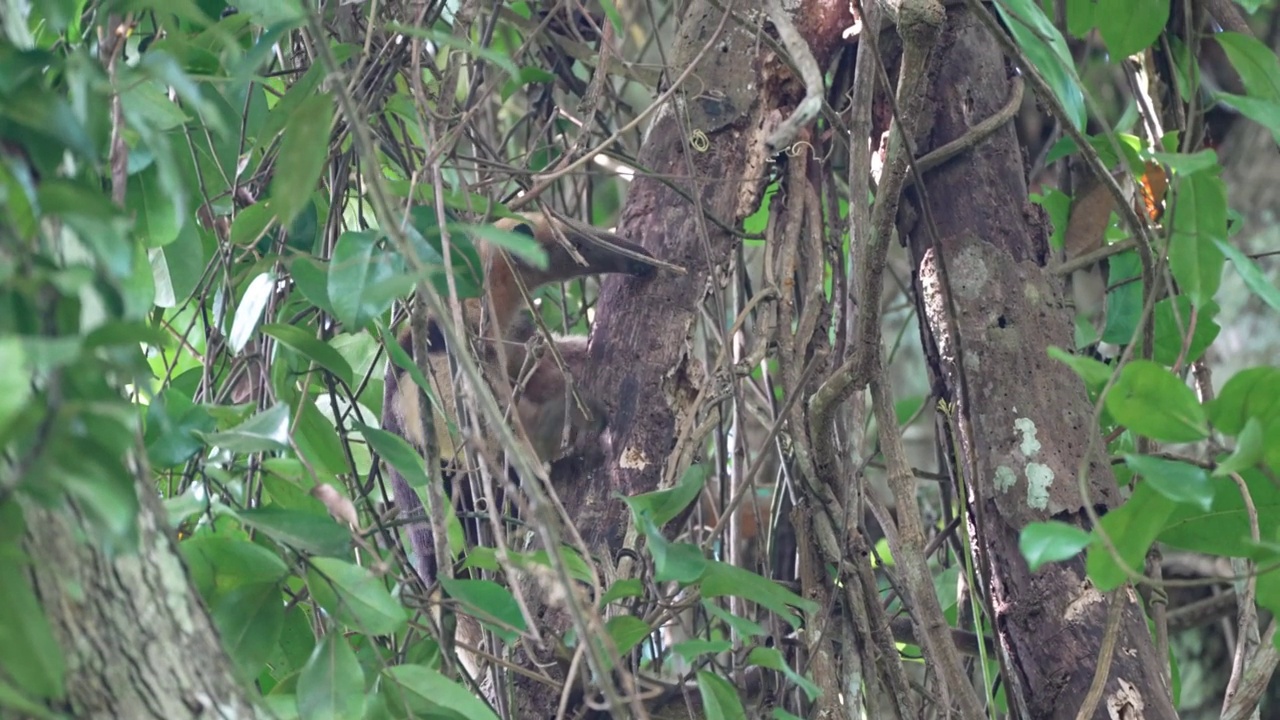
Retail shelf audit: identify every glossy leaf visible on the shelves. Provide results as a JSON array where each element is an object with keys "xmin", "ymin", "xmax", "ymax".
[
  {"xmin": 604, "ymin": 615, "xmax": 652, "ymax": 656},
  {"xmin": 701, "ymin": 561, "xmax": 816, "ymax": 629},
  {"xmin": 993, "ymin": 0, "xmax": 1086, "ymax": 129},
  {"xmin": 1124, "ymin": 454, "xmax": 1213, "ymax": 510},
  {"xmin": 747, "ymin": 646, "xmax": 820, "ymax": 701},
  {"xmin": 1019, "ymin": 521, "xmax": 1092, "ymax": 571},
  {"xmin": 228, "ymin": 272, "xmax": 276, "ymax": 353},
  {"xmin": 1207, "ymin": 367, "xmax": 1280, "ymax": 435},
  {"xmin": 1152, "ymin": 297, "xmax": 1219, "ymax": 367},
  {"xmin": 357, "ymin": 423, "xmax": 430, "ymax": 488},
  {"xmin": 198, "ymin": 403, "xmax": 291, "ymax": 453},
  {"xmin": 1104, "ymin": 360, "xmax": 1208, "ymax": 443}
]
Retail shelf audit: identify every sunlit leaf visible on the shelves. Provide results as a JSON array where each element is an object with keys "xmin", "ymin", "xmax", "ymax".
[
  {"xmin": 697, "ymin": 671, "xmax": 747, "ymax": 720},
  {"xmin": 228, "ymin": 272, "xmax": 276, "ymax": 353},
  {"xmin": 199, "ymin": 402, "xmax": 291, "ymax": 453}
]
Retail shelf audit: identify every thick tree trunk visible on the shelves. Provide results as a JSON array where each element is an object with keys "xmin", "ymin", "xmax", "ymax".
[
  {"xmin": 22, "ymin": 490, "xmax": 258, "ymax": 719},
  {"xmin": 508, "ymin": 0, "xmax": 846, "ymax": 714},
  {"xmin": 901, "ymin": 9, "xmax": 1178, "ymax": 720}
]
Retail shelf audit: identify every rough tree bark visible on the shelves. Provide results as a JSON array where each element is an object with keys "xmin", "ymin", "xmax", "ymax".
[
  {"xmin": 21, "ymin": 490, "xmax": 258, "ymax": 719},
  {"xmin": 900, "ymin": 8, "xmax": 1179, "ymax": 720},
  {"xmin": 508, "ymin": 0, "xmax": 846, "ymax": 716}
]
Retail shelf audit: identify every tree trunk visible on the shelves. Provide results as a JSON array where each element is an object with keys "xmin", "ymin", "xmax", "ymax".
[
  {"xmin": 22, "ymin": 489, "xmax": 258, "ymax": 719},
  {"xmin": 900, "ymin": 9, "xmax": 1179, "ymax": 720},
  {"xmin": 508, "ymin": 0, "xmax": 845, "ymax": 714}
]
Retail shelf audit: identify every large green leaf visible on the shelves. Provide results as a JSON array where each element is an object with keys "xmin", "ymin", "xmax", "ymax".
[
  {"xmin": 297, "ymin": 631, "xmax": 364, "ymax": 720},
  {"xmin": 1104, "ymin": 360, "xmax": 1208, "ymax": 443},
  {"xmin": 269, "ymin": 92, "xmax": 333, "ymax": 228},
  {"xmin": 211, "ymin": 581, "xmax": 284, "ymax": 680},
  {"xmin": 307, "ymin": 557, "xmax": 408, "ymax": 635}
]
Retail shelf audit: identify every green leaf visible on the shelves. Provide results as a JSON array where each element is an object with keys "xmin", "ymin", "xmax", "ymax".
[
  {"xmin": 198, "ymin": 402, "xmax": 291, "ymax": 453},
  {"xmin": 697, "ymin": 671, "xmax": 748, "ymax": 720},
  {"xmin": 0, "ymin": 552, "xmax": 65, "ymax": 701},
  {"xmin": 1168, "ymin": 172, "xmax": 1226, "ymax": 308},
  {"xmin": 261, "ymin": 324, "xmax": 355, "ymax": 384},
  {"xmin": 1215, "ymin": 417, "xmax": 1264, "ymax": 477},
  {"xmin": 270, "ymin": 92, "xmax": 333, "ymax": 228},
  {"xmin": 0, "ymin": 339, "xmax": 32, "ymax": 440},
  {"xmin": 297, "ymin": 631, "xmax": 364, "ymax": 720},
  {"xmin": 1019, "ymin": 521, "xmax": 1092, "ymax": 571},
  {"xmin": 1159, "ymin": 470, "xmax": 1280, "ymax": 557},
  {"xmin": 703, "ymin": 602, "xmax": 767, "ymax": 639},
  {"xmin": 992, "ymin": 0, "xmax": 1086, "ymax": 129},
  {"xmin": 623, "ymin": 463, "xmax": 705, "ymax": 527},
  {"xmin": 234, "ymin": 0, "xmax": 306, "ymax": 26},
  {"xmin": 1213, "ymin": 94, "xmax": 1280, "ymax": 146},
  {"xmin": 1151, "ymin": 297, "xmax": 1219, "ymax": 367},
  {"xmin": 181, "ymin": 535, "xmax": 290, "ymax": 600},
  {"xmin": 746, "ymin": 646, "xmax": 821, "ymax": 701},
  {"xmin": 293, "ymin": 400, "xmax": 349, "ymax": 478},
  {"xmin": 144, "ymin": 389, "xmax": 215, "ymax": 467},
  {"xmin": 211, "ymin": 581, "xmax": 284, "ymax": 680},
  {"xmin": 150, "ymin": 221, "xmax": 207, "ymax": 307},
  {"xmin": 1047, "ymin": 346, "xmax": 1113, "ymax": 393},
  {"xmin": 236, "ymin": 507, "xmax": 353, "ymax": 558},
  {"xmin": 438, "ymin": 578, "xmax": 526, "ymax": 645},
  {"xmin": 290, "ymin": 256, "xmax": 334, "ymax": 314},
  {"xmin": 382, "ymin": 665, "xmax": 500, "ymax": 720},
  {"xmin": 1214, "ymin": 238, "xmax": 1280, "ymax": 314},
  {"xmin": 357, "ymin": 423, "xmax": 430, "ymax": 488},
  {"xmin": 1094, "ymin": 0, "xmax": 1167, "ymax": 60},
  {"xmin": 1124, "ymin": 454, "xmax": 1213, "ymax": 510},
  {"xmin": 1101, "ymin": 251, "xmax": 1143, "ymax": 346},
  {"xmin": 634, "ymin": 514, "xmax": 706, "ymax": 583},
  {"xmin": 328, "ymin": 231, "xmax": 400, "ymax": 329},
  {"xmin": 599, "ymin": 579, "xmax": 644, "ymax": 607},
  {"xmin": 229, "ymin": 202, "xmax": 276, "ymax": 248},
  {"xmin": 604, "ymin": 615, "xmax": 652, "ymax": 656},
  {"xmin": 126, "ymin": 164, "xmax": 182, "ymax": 248},
  {"xmin": 1216, "ymin": 33, "xmax": 1280, "ymax": 102},
  {"xmin": 1086, "ymin": 483, "xmax": 1176, "ymax": 590},
  {"xmin": 1104, "ymin": 360, "xmax": 1208, "ymax": 443},
  {"xmin": 672, "ymin": 639, "xmax": 733, "ymax": 662},
  {"xmin": 1207, "ymin": 367, "xmax": 1280, "ymax": 435},
  {"xmin": 701, "ymin": 561, "xmax": 817, "ymax": 629},
  {"xmin": 307, "ymin": 558, "xmax": 408, "ymax": 635},
  {"xmin": 466, "ymin": 222, "xmax": 547, "ymax": 270}
]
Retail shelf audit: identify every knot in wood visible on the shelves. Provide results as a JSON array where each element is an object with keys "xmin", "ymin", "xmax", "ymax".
[{"xmin": 893, "ymin": 0, "xmax": 944, "ymax": 44}]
